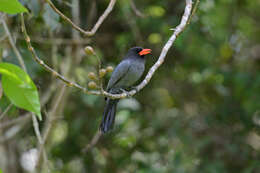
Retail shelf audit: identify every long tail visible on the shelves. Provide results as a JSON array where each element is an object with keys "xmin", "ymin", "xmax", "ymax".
[{"xmin": 100, "ymin": 99, "xmax": 119, "ymax": 133}]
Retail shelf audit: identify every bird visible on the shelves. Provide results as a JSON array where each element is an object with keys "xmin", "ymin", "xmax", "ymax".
[{"xmin": 100, "ymin": 47, "xmax": 152, "ymax": 133}]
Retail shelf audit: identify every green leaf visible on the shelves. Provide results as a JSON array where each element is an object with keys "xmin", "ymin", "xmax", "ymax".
[
  {"xmin": 0, "ymin": 63, "xmax": 41, "ymax": 120},
  {"xmin": 0, "ymin": 0, "xmax": 28, "ymax": 14}
]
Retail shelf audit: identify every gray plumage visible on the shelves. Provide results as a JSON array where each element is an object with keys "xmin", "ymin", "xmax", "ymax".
[
  {"xmin": 100, "ymin": 47, "xmax": 149, "ymax": 133},
  {"xmin": 106, "ymin": 55, "xmax": 145, "ymax": 91}
]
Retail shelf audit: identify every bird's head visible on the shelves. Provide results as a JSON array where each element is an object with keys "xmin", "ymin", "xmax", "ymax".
[{"xmin": 126, "ymin": 47, "xmax": 152, "ymax": 58}]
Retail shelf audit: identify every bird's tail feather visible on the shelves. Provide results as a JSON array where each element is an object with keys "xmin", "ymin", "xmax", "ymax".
[{"xmin": 100, "ymin": 99, "xmax": 119, "ymax": 133}]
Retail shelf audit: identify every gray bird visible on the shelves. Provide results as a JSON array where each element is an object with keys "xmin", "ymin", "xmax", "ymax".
[{"xmin": 100, "ymin": 47, "xmax": 152, "ymax": 133}]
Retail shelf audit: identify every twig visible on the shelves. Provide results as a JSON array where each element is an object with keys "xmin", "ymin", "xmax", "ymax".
[
  {"xmin": 32, "ymin": 114, "xmax": 43, "ymax": 143},
  {"xmin": 1, "ymin": 17, "xmax": 27, "ymax": 72},
  {"xmin": 0, "ymin": 13, "xmax": 5, "ymax": 19},
  {"xmin": 94, "ymin": 53, "xmax": 104, "ymax": 91},
  {"xmin": 187, "ymin": 0, "xmax": 200, "ymax": 25},
  {"xmin": 0, "ymin": 113, "xmax": 31, "ymax": 129},
  {"xmin": 0, "ymin": 34, "xmax": 7, "ymax": 42},
  {"xmin": 0, "ymin": 123, "xmax": 26, "ymax": 143},
  {"xmin": 32, "ymin": 114, "xmax": 49, "ymax": 169},
  {"xmin": 130, "ymin": 0, "xmax": 146, "ymax": 18},
  {"xmin": 32, "ymin": 114, "xmax": 49, "ymax": 171},
  {"xmin": 71, "ymin": 0, "xmax": 80, "ymax": 39},
  {"xmin": 44, "ymin": 85, "xmax": 66, "ymax": 144},
  {"xmin": 20, "ymin": 0, "xmax": 195, "ymax": 100},
  {"xmin": 82, "ymin": 130, "xmax": 102, "ymax": 153},
  {"xmin": 36, "ymin": 77, "xmax": 67, "ymax": 169},
  {"xmin": 45, "ymin": 0, "xmax": 116, "ymax": 36},
  {"xmin": 0, "ymin": 104, "xmax": 13, "ymax": 120}
]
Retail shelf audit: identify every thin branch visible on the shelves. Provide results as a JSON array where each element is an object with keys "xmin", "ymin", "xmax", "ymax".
[
  {"xmin": 1, "ymin": 17, "xmax": 27, "ymax": 72},
  {"xmin": 82, "ymin": 130, "xmax": 102, "ymax": 153},
  {"xmin": 32, "ymin": 114, "xmax": 49, "ymax": 171},
  {"xmin": 187, "ymin": 0, "xmax": 200, "ymax": 25},
  {"xmin": 36, "ymin": 78, "xmax": 67, "ymax": 169},
  {"xmin": 94, "ymin": 53, "xmax": 104, "ymax": 91},
  {"xmin": 130, "ymin": 0, "xmax": 146, "ymax": 18},
  {"xmin": 71, "ymin": 0, "xmax": 80, "ymax": 39},
  {"xmin": 20, "ymin": 0, "xmax": 195, "ymax": 100},
  {"xmin": 45, "ymin": 0, "xmax": 116, "ymax": 36},
  {"xmin": 0, "ymin": 122, "xmax": 27, "ymax": 143},
  {"xmin": 0, "ymin": 113, "xmax": 31, "ymax": 129},
  {"xmin": 32, "ymin": 114, "xmax": 49, "ymax": 169},
  {"xmin": 0, "ymin": 34, "xmax": 7, "ymax": 42},
  {"xmin": 0, "ymin": 104, "xmax": 13, "ymax": 120},
  {"xmin": 32, "ymin": 114, "xmax": 43, "ymax": 143}
]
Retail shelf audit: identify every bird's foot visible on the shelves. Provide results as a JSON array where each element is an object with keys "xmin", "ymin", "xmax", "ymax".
[
  {"xmin": 130, "ymin": 86, "xmax": 138, "ymax": 93},
  {"xmin": 119, "ymin": 88, "xmax": 131, "ymax": 97}
]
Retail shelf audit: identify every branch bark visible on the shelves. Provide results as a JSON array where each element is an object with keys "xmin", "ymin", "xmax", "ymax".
[
  {"xmin": 0, "ymin": 104, "xmax": 13, "ymax": 120},
  {"xmin": 1, "ymin": 17, "xmax": 27, "ymax": 72},
  {"xmin": 130, "ymin": 0, "xmax": 146, "ymax": 18},
  {"xmin": 82, "ymin": 130, "xmax": 102, "ymax": 153}
]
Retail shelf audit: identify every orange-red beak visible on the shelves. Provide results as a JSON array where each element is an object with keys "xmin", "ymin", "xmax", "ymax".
[{"xmin": 139, "ymin": 49, "xmax": 152, "ymax": 56}]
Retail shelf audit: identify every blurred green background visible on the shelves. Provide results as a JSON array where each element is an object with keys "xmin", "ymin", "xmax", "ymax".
[{"xmin": 0, "ymin": 0, "xmax": 260, "ymax": 172}]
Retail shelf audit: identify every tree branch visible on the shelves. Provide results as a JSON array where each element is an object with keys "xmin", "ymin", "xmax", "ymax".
[
  {"xmin": 82, "ymin": 130, "xmax": 102, "ymax": 153},
  {"xmin": 45, "ymin": 0, "xmax": 116, "ymax": 36},
  {"xmin": 130, "ymin": 0, "xmax": 146, "ymax": 18},
  {"xmin": 187, "ymin": 0, "xmax": 200, "ymax": 25},
  {"xmin": 1, "ymin": 17, "xmax": 27, "ymax": 72},
  {"xmin": 0, "ymin": 104, "xmax": 13, "ymax": 120},
  {"xmin": 32, "ymin": 114, "xmax": 49, "ymax": 171},
  {"xmin": 0, "ymin": 113, "xmax": 31, "ymax": 129},
  {"xmin": 36, "ymin": 84, "xmax": 67, "ymax": 169},
  {"xmin": 20, "ymin": 0, "xmax": 195, "ymax": 100}
]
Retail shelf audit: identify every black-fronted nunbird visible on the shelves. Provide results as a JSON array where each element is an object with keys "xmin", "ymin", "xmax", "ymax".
[{"xmin": 100, "ymin": 47, "xmax": 151, "ymax": 133}]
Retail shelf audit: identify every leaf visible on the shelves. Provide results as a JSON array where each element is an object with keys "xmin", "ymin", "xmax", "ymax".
[
  {"xmin": 0, "ymin": 0, "xmax": 28, "ymax": 14},
  {"xmin": 0, "ymin": 63, "xmax": 41, "ymax": 120}
]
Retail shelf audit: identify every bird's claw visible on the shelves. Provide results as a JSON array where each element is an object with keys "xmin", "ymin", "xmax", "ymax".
[
  {"xmin": 130, "ymin": 86, "xmax": 138, "ymax": 93},
  {"xmin": 119, "ymin": 88, "xmax": 130, "ymax": 97}
]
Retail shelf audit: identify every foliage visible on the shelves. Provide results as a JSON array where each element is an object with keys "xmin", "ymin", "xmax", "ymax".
[
  {"xmin": 0, "ymin": 0, "xmax": 28, "ymax": 14},
  {"xmin": 0, "ymin": 63, "xmax": 41, "ymax": 119}
]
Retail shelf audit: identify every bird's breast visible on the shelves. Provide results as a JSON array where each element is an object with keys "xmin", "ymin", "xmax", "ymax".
[{"xmin": 117, "ymin": 59, "xmax": 145, "ymax": 88}]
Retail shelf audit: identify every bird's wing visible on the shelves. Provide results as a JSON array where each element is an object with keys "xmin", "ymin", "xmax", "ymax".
[{"xmin": 106, "ymin": 59, "xmax": 131, "ymax": 91}]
